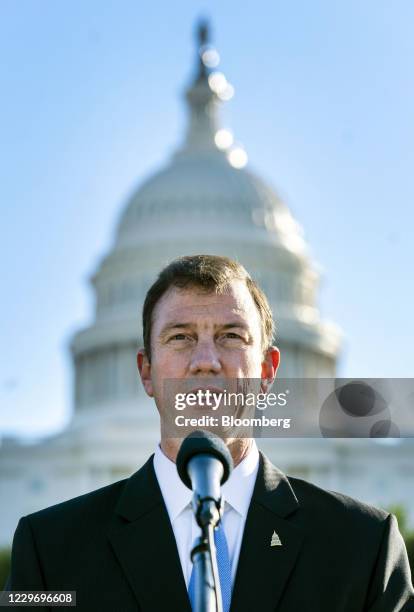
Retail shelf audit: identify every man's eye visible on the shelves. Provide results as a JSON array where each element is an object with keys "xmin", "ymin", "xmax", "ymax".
[
  {"xmin": 168, "ymin": 334, "xmax": 195, "ymax": 343},
  {"xmin": 221, "ymin": 333, "xmax": 244, "ymax": 341}
]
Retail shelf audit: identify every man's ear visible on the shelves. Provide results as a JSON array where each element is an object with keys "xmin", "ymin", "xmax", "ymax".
[
  {"xmin": 137, "ymin": 348, "xmax": 154, "ymax": 397},
  {"xmin": 260, "ymin": 346, "xmax": 280, "ymax": 393}
]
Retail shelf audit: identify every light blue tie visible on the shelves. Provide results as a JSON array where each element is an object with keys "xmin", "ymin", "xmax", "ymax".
[{"xmin": 188, "ymin": 522, "xmax": 232, "ymax": 612}]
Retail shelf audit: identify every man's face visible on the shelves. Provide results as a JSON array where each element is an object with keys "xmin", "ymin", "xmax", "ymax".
[{"xmin": 137, "ymin": 279, "xmax": 280, "ymax": 418}]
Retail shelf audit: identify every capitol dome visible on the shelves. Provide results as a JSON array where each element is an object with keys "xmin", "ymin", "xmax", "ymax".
[
  {"xmin": 70, "ymin": 21, "xmax": 341, "ymax": 416},
  {"xmin": 115, "ymin": 25, "xmax": 308, "ymax": 261},
  {"xmin": 116, "ymin": 143, "xmax": 306, "ymax": 255}
]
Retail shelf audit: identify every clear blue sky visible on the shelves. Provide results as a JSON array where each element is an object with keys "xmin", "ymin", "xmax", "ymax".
[{"xmin": 1, "ymin": 0, "xmax": 413, "ymax": 439}]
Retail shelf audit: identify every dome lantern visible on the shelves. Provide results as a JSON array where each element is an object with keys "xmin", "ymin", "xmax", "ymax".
[{"xmin": 179, "ymin": 19, "xmax": 233, "ymax": 157}]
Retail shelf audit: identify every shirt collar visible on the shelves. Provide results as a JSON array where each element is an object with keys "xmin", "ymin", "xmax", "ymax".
[
  {"xmin": 153, "ymin": 441, "xmax": 259, "ymax": 523},
  {"xmin": 222, "ymin": 441, "xmax": 259, "ymax": 518},
  {"xmin": 153, "ymin": 444, "xmax": 192, "ymax": 523}
]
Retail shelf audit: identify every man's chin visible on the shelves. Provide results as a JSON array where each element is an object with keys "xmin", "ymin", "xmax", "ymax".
[{"xmin": 161, "ymin": 415, "xmax": 255, "ymax": 442}]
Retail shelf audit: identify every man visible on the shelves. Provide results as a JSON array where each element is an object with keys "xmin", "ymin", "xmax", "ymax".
[{"xmin": 6, "ymin": 255, "xmax": 414, "ymax": 611}]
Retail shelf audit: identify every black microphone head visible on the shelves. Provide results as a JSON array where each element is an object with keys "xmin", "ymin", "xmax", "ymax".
[{"xmin": 176, "ymin": 430, "xmax": 234, "ymax": 489}]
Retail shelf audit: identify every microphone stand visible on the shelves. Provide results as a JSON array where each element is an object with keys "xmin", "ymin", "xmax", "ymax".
[{"xmin": 190, "ymin": 496, "xmax": 224, "ymax": 612}]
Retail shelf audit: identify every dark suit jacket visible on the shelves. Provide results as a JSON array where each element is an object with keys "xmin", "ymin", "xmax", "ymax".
[{"xmin": 6, "ymin": 452, "xmax": 414, "ymax": 611}]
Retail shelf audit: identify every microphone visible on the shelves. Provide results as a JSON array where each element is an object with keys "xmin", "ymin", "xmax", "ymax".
[
  {"xmin": 177, "ymin": 430, "xmax": 233, "ymax": 528},
  {"xmin": 177, "ymin": 431, "xmax": 233, "ymax": 612}
]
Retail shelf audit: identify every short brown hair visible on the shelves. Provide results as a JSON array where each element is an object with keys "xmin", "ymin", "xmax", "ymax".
[{"xmin": 142, "ymin": 255, "xmax": 275, "ymax": 361}]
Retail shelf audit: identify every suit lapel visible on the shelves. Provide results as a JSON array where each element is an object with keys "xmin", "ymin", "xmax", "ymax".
[
  {"xmin": 107, "ymin": 456, "xmax": 191, "ymax": 611},
  {"xmin": 230, "ymin": 453, "xmax": 305, "ymax": 612}
]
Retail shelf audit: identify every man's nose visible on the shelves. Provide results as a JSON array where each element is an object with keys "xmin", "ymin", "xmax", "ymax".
[{"xmin": 189, "ymin": 341, "xmax": 222, "ymax": 375}]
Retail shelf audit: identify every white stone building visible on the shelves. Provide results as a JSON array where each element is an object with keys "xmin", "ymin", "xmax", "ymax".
[{"xmin": 1, "ymin": 23, "xmax": 413, "ymax": 548}]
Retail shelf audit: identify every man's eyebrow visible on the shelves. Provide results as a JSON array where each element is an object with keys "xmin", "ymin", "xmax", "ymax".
[
  {"xmin": 158, "ymin": 321, "xmax": 250, "ymax": 336},
  {"xmin": 158, "ymin": 322, "xmax": 193, "ymax": 336},
  {"xmin": 219, "ymin": 322, "xmax": 250, "ymax": 331}
]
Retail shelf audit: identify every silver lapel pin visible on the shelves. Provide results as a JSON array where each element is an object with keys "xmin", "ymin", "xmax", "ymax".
[{"xmin": 270, "ymin": 530, "xmax": 282, "ymax": 547}]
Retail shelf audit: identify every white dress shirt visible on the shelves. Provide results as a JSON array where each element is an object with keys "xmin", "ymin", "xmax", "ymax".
[{"xmin": 153, "ymin": 441, "xmax": 259, "ymax": 588}]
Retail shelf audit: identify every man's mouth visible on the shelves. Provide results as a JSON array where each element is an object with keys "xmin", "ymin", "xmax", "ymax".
[{"xmin": 186, "ymin": 387, "xmax": 225, "ymax": 396}]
